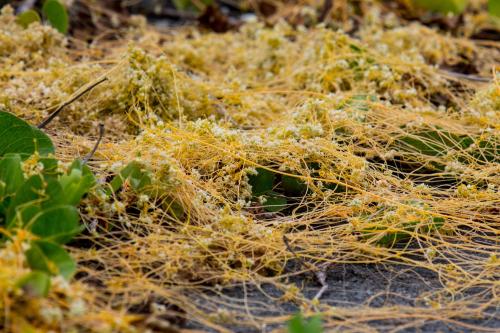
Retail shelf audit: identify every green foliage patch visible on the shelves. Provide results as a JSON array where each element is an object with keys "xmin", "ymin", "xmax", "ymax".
[
  {"xmin": 16, "ymin": 9, "xmax": 41, "ymax": 28},
  {"xmin": 172, "ymin": 0, "xmax": 213, "ymax": 12},
  {"xmin": 413, "ymin": 0, "xmax": 500, "ymax": 18},
  {"xmin": 0, "ymin": 109, "xmax": 161, "ymax": 298},
  {"xmin": 42, "ymin": 0, "xmax": 68, "ymax": 34},
  {"xmin": 288, "ymin": 313, "xmax": 323, "ymax": 333},
  {"xmin": 0, "ymin": 110, "xmax": 93, "ymax": 295},
  {"xmin": 249, "ymin": 167, "xmax": 309, "ymax": 212},
  {"xmin": 361, "ymin": 216, "xmax": 445, "ymax": 247},
  {"xmin": 0, "ymin": 111, "xmax": 54, "ymax": 158},
  {"xmin": 490, "ymin": 0, "xmax": 500, "ymax": 17},
  {"xmin": 15, "ymin": 0, "xmax": 68, "ymax": 34},
  {"xmin": 109, "ymin": 160, "xmax": 152, "ymax": 193},
  {"xmin": 413, "ymin": 0, "xmax": 467, "ymax": 14},
  {"xmin": 16, "ymin": 270, "xmax": 51, "ymax": 297}
]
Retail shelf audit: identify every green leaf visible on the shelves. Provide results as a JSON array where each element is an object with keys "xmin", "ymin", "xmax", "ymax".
[
  {"xmin": 288, "ymin": 313, "xmax": 323, "ymax": 333},
  {"xmin": 172, "ymin": 0, "xmax": 192, "ymax": 10},
  {"xmin": 0, "ymin": 111, "xmax": 55, "ymax": 158},
  {"xmin": 59, "ymin": 160, "xmax": 95, "ymax": 205},
  {"xmin": 288, "ymin": 313, "xmax": 305, "ymax": 333},
  {"xmin": 349, "ymin": 44, "xmax": 363, "ymax": 53},
  {"xmin": 304, "ymin": 315, "xmax": 323, "ymax": 333},
  {"xmin": 281, "ymin": 175, "xmax": 307, "ymax": 197},
  {"xmin": 28, "ymin": 205, "xmax": 82, "ymax": 244},
  {"xmin": 109, "ymin": 161, "xmax": 152, "ymax": 193},
  {"xmin": 249, "ymin": 168, "xmax": 275, "ymax": 197},
  {"xmin": 412, "ymin": 0, "xmax": 468, "ymax": 14},
  {"xmin": 339, "ymin": 94, "xmax": 377, "ymax": 112},
  {"xmin": 473, "ymin": 139, "xmax": 500, "ymax": 163},
  {"xmin": 489, "ymin": 0, "xmax": 500, "ymax": 17},
  {"xmin": 25, "ymin": 240, "xmax": 76, "ymax": 279},
  {"xmin": 42, "ymin": 0, "xmax": 68, "ymax": 34},
  {"xmin": 6, "ymin": 175, "xmax": 65, "ymax": 228},
  {"xmin": 362, "ymin": 217, "xmax": 444, "ymax": 247},
  {"xmin": 39, "ymin": 157, "xmax": 60, "ymax": 178},
  {"xmin": 361, "ymin": 222, "xmax": 415, "ymax": 247},
  {"xmin": 6, "ymin": 175, "xmax": 45, "ymax": 227},
  {"xmin": 16, "ymin": 9, "xmax": 41, "ymax": 28},
  {"xmin": 163, "ymin": 198, "xmax": 185, "ymax": 219},
  {"xmin": 325, "ymin": 182, "xmax": 347, "ymax": 193},
  {"xmin": 396, "ymin": 130, "xmax": 472, "ymax": 157},
  {"xmin": 372, "ymin": 229, "xmax": 412, "ymax": 247},
  {"xmin": 0, "ymin": 154, "xmax": 24, "ymax": 199},
  {"xmin": 172, "ymin": 0, "xmax": 213, "ymax": 11},
  {"xmin": 16, "ymin": 271, "xmax": 51, "ymax": 297},
  {"xmin": 43, "ymin": 177, "xmax": 66, "ymax": 207},
  {"xmin": 430, "ymin": 216, "xmax": 445, "ymax": 231},
  {"xmin": 263, "ymin": 192, "xmax": 287, "ymax": 213}
]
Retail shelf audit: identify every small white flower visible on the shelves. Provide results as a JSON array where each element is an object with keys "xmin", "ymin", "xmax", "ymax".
[
  {"xmin": 40, "ymin": 306, "xmax": 63, "ymax": 323},
  {"xmin": 70, "ymin": 298, "xmax": 87, "ymax": 316}
]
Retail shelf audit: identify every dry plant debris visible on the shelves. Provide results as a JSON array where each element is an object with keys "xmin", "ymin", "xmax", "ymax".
[{"xmin": 0, "ymin": 1, "xmax": 499, "ymax": 332}]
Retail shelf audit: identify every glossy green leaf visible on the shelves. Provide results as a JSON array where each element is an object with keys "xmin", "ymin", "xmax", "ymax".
[
  {"xmin": 396, "ymin": 130, "xmax": 473, "ymax": 157},
  {"xmin": 361, "ymin": 220, "xmax": 418, "ymax": 247},
  {"xmin": 6, "ymin": 175, "xmax": 66, "ymax": 228},
  {"xmin": 25, "ymin": 240, "xmax": 76, "ymax": 279},
  {"xmin": 473, "ymin": 140, "xmax": 499, "ymax": 163},
  {"xmin": 172, "ymin": 0, "xmax": 213, "ymax": 11},
  {"xmin": 110, "ymin": 161, "xmax": 152, "ymax": 193},
  {"xmin": 362, "ymin": 217, "xmax": 444, "ymax": 247},
  {"xmin": 373, "ymin": 229, "xmax": 411, "ymax": 247},
  {"xmin": 288, "ymin": 313, "xmax": 323, "ymax": 333},
  {"xmin": 16, "ymin": 9, "xmax": 41, "ymax": 28},
  {"xmin": 325, "ymin": 182, "xmax": 348, "ymax": 193},
  {"xmin": 0, "ymin": 111, "xmax": 55, "ymax": 158},
  {"xmin": 281, "ymin": 175, "xmax": 307, "ymax": 197},
  {"xmin": 429, "ymin": 216, "xmax": 445, "ymax": 231},
  {"xmin": 16, "ymin": 270, "xmax": 51, "ymax": 297},
  {"xmin": 59, "ymin": 160, "xmax": 95, "ymax": 205},
  {"xmin": 263, "ymin": 192, "xmax": 287, "ymax": 213},
  {"xmin": 249, "ymin": 168, "xmax": 275, "ymax": 197},
  {"xmin": 39, "ymin": 157, "xmax": 60, "ymax": 178},
  {"xmin": 163, "ymin": 198, "xmax": 185, "ymax": 219},
  {"xmin": 172, "ymin": 0, "xmax": 191, "ymax": 10},
  {"xmin": 413, "ymin": 0, "xmax": 468, "ymax": 14},
  {"xmin": 303, "ymin": 316, "xmax": 322, "ymax": 333},
  {"xmin": 349, "ymin": 44, "xmax": 363, "ymax": 53},
  {"xmin": 490, "ymin": 0, "xmax": 500, "ymax": 17},
  {"xmin": 29, "ymin": 205, "xmax": 81, "ymax": 244},
  {"xmin": 42, "ymin": 0, "xmax": 68, "ymax": 34},
  {"xmin": 43, "ymin": 177, "xmax": 66, "ymax": 207},
  {"xmin": 6, "ymin": 175, "xmax": 45, "ymax": 227},
  {"xmin": 0, "ymin": 154, "xmax": 24, "ymax": 198}
]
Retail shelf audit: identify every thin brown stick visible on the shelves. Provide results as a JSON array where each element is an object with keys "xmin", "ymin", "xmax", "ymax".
[
  {"xmin": 318, "ymin": 0, "xmax": 333, "ymax": 22},
  {"xmin": 38, "ymin": 77, "xmax": 108, "ymax": 129},
  {"xmin": 440, "ymin": 70, "xmax": 492, "ymax": 83},
  {"xmin": 83, "ymin": 123, "xmax": 105, "ymax": 164}
]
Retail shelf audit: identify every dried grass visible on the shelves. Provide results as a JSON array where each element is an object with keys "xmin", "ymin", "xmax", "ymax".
[{"xmin": 0, "ymin": 2, "xmax": 498, "ymax": 332}]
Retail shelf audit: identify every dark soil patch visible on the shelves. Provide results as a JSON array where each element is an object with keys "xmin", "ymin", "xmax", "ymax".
[{"xmin": 182, "ymin": 263, "xmax": 500, "ymax": 332}]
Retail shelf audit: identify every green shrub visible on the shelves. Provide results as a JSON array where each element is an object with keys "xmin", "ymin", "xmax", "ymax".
[
  {"xmin": 288, "ymin": 313, "xmax": 323, "ymax": 333},
  {"xmin": 0, "ymin": 110, "xmax": 94, "ymax": 295},
  {"xmin": 15, "ymin": 0, "xmax": 68, "ymax": 34},
  {"xmin": 413, "ymin": 0, "xmax": 499, "ymax": 17}
]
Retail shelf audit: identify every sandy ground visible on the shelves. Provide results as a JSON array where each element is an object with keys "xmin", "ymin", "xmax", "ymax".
[{"xmin": 184, "ymin": 262, "xmax": 500, "ymax": 332}]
